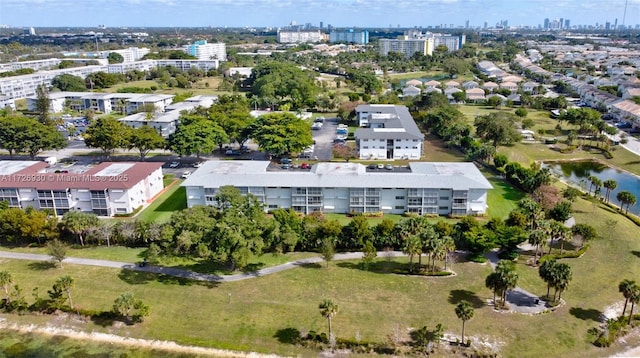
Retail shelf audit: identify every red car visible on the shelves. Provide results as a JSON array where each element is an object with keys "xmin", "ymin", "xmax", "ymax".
[{"xmin": 300, "ymin": 163, "xmax": 311, "ymax": 169}]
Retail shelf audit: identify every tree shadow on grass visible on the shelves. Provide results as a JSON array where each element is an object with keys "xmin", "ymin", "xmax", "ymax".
[
  {"xmin": 631, "ymin": 251, "xmax": 640, "ymax": 259},
  {"xmin": 274, "ymin": 327, "xmax": 301, "ymax": 344},
  {"xmin": 295, "ymin": 262, "xmax": 322, "ymax": 269},
  {"xmin": 569, "ymin": 307, "xmax": 603, "ymax": 322},
  {"xmin": 448, "ymin": 289, "xmax": 484, "ymax": 308},
  {"xmin": 27, "ymin": 261, "xmax": 57, "ymax": 271},
  {"xmin": 118, "ymin": 269, "xmax": 219, "ymax": 289}
]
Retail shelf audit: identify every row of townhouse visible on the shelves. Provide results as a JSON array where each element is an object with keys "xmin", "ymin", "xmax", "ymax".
[
  {"xmin": 402, "ymin": 80, "xmax": 538, "ymax": 99},
  {"xmin": 182, "ymin": 161, "xmax": 492, "ymax": 216},
  {"xmin": 0, "ymin": 59, "xmax": 220, "ymax": 103},
  {"xmin": 354, "ymin": 105, "xmax": 424, "ymax": 160},
  {"xmin": 0, "ymin": 161, "xmax": 164, "ymax": 217}
]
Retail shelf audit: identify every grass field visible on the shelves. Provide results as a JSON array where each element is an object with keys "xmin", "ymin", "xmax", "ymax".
[
  {"xmin": 103, "ymin": 78, "xmax": 235, "ymax": 97},
  {"xmin": 136, "ymin": 180, "xmax": 186, "ymax": 223}
]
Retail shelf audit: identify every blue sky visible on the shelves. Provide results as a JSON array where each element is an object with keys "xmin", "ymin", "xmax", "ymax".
[{"xmin": 1, "ymin": 0, "xmax": 639, "ymax": 28}]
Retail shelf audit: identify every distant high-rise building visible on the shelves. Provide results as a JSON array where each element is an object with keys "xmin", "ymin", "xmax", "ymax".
[
  {"xmin": 320, "ymin": 21, "xmax": 323, "ymax": 29},
  {"xmin": 560, "ymin": 18, "xmax": 564, "ymax": 29},
  {"xmin": 544, "ymin": 18, "xmax": 550, "ymax": 29},
  {"xmin": 23, "ymin": 27, "xmax": 36, "ymax": 35},
  {"xmin": 277, "ymin": 30, "xmax": 323, "ymax": 43},
  {"xmin": 465, "ymin": 20, "xmax": 469, "ymax": 28},
  {"xmin": 483, "ymin": 21, "xmax": 488, "ymax": 29},
  {"xmin": 329, "ymin": 29, "xmax": 369, "ymax": 44},
  {"xmin": 605, "ymin": 22, "xmax": 611, "ymax": 30},
  {"xmin": 564, "ymin": 19, "xmax": 570, "ymax": 29},
  {"xmin": 183, "ymin": 40, "xmax": 227, "ymax": 61},
  {"xmin": 614, "ymin": 18, "xmax": 618, "ymax": 30},
  {"xmin": 378, "ymin": 31, "xmax": 465, "ymax": 58}
]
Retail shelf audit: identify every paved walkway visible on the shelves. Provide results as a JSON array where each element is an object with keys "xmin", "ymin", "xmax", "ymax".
[
  {"xmin": 484, "ymin": 250, "xmax": 548, "ymax": 314},
  {"xmin": 0, "ymin": 250, "xmax": 406, "ymax": 283}
]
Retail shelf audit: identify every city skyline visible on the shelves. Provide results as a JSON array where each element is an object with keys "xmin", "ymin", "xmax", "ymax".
[{"xmin": 1, "ymin": 0, "xmax": 639, "ymax": 29}]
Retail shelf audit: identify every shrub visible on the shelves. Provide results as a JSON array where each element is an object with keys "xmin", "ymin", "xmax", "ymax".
[
  {"xmin": 467, "ymin": 253, "xmax": 487, "ymax": 263},
  {"xmin": 498, "ymin": 251, "xmax": 519, "ymax": 261}
]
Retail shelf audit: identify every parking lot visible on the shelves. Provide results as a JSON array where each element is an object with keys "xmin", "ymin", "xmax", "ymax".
[{"xmin": 310, "ymin": 117, "xmax": 339, "ymax": 160}]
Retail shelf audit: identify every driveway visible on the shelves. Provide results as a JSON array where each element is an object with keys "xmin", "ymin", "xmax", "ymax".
[{"xmin": 311, "ymin": 117, "xmax": 339, "ymax": 160}]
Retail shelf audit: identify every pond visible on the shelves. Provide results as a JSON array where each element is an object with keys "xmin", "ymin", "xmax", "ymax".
[{"xmin": 542, "ymin": 160, "xmax": 640, "ymax": 216}]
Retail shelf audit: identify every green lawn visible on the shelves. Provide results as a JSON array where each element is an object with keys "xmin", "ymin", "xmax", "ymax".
[
  {"xmin": 484, "ymin": 171, "xmax": 525, "ymax": 219},
  {"xmin": 3, "ymin": 245, "xmax": 146, "ymax": 263},
  {"xmin": 135, "ymin": 180, "xmax": 186, "ymax": 223}
]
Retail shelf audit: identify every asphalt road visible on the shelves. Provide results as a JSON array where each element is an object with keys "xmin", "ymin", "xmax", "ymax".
[{"xmin": 311, "ymin": 117, "xmax": 339, "ymax": 161}]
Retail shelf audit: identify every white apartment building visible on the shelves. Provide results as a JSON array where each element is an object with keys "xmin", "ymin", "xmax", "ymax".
[
  {"xmin": 26, "ymin": 92, "xmax": 174, "ymax": 115},
  {"xmin": 119, "ymin": 95, "xmax": 217, "ymax": 137},
  {"xmin": 182, "ymin": 161, "xmax": 492, "ymax": 216},
  {"xmin": 277, "ymin": 30, "xmax": 323, "ymax": 43},
  {"xmin": 0, "ymin": 161, "xmax": 164, "ymax": 217},
  {"xmin": 378, "ymin": 31, "xmax": 465, "ymax": 58},
  {"xmin": 183, "ymin": 40, "xmax": 227, "ymax": 61},
  {"xmin": 354, "ymin": 104, "xmax": 424, "ymax": 160},
  {"xmin": 100, "ymin": 47, "xmax": 150, "ymax": 63}
]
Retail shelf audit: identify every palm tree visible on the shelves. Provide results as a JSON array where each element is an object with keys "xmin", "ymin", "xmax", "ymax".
[
  {"xmin": 485, "ymin": 272, "xmax": 501, "ymax": 306},
  {"xmin": 455, "ymin": 300, "xmax": 474, "ymax": 345},
  {"xmin": 495, "ymin": 260, "xmax": 519, "ymax": 305},
  {"xmin": 552, "ymin": 263, "xmax": 572, "ymax": 301},
  {"xmin": 603, "ymin": 179, "xmax": 617, "ymax": 204},
  {"xmin": 619, "ymin": 279, "xmax": 637, "ymax": 316},
  {"xmin": 441, "ymin": 235, "xmax": 456, "ymax": 270},
  {"xmin": 628, "ymin": 286, "xmax": 640, "ymax": 325},
  {"xmin": 55, "ymin": 275, "xmax": 75, "ymax": 309},
  {"xmin": 548, "ymin": 220, "xmax": 565, "ymax": 255},
  {"xmin": 587, "ymin": 175, "xmax": 598, "ymax": 195},
  {"xmin": 528, "ymin": 228, "xmax": 546, "ymax": 264},
  {"xmin": 319, "ymin": 299, "xmax": 339, "ymax": 338},
  {"xmin": 0, "ymin": 271, "xmax": 13, "ymax": 304},
  {"xmin": 617, "ymin": 191, "xmax": 637, "ymax": 214},
  {"xmin": 591, "ymin": 177, "xmax": 603, "ymax": 199},
  {"xmin": 539, "ymin": 259, "xmax": 557, "ymax": 299},
  {"xmin": 403, "ymin": 235, "xmax": 422, "ymax": 273}
]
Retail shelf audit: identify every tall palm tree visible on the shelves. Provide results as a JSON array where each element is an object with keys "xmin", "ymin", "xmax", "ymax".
[
  {"xmin": 319, "ymin": 299, "xmax": 339, "ymax": 338},
  {"xmin": 548, "ymin": 220, "xmax": 565, "ymax": 255},
  {"xmin": 587, "ymin": 175, "xmax": 598, "ymax": 195},
  {"xmin": 539, "ymin": 259, "xmax": 557, "ymax": 299},
  {"xmin": 495, "ymin": 260, "xmax": 519, "ymax": 305},
  {"xmin": 402, "ymin": 235, "xmax": 422, "ymax": 273},
  {"xmin": 0, "ymin": 271, "xmax": 13, "ymax": 304},
  {"xmin": 485, "ymin": 272, "xmax": 501, "ymax": 306},
  {"xmin": 602, "ymin": 179, "xmax": 617, "ymax": 204},
  {"xmin": 628, "ymin": 286, "xmax": 640, "ymax": 325},
  {"xmin": 55, "ymin": 275, "xmax": 75, "ymax": 309},
  {"xmin": 617, "ymin": 191, "xmax": 637, "ymax": 215},
  {"xmin": 455, "ymin": 300, "xmax": 474, "ymax": 345},
  {"xmin": 619, "ymin": 279, "xmax": 637, "ymax": 316},
  {"xmin": 528, "ymin": 228, "xmax": 546, "ymax": 264},
  {"xmin": 552, "ymin": 263, "xmax": 572, "ymax": 301},
  {"xmin": 441, "ymin": 235, "xmax": 456, "ymax": 270}
]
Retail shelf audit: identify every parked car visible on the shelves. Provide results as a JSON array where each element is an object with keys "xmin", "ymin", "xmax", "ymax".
[
  {"xmin": 377, "ymin": 163, "xmax": 384, "ymax": 169},
  {"xmin": 314, "ymin": 117, "xmax": 324, "ymax": 123},
  {"xmin": 367, "ymin": 164, "xmax": 377, "ymax": 170},
  {"xmin": 311, "ymin": 122, "xmax": 323, "ymax": 130},
  {"xmin": 300, "ymin": 163, "xmax": 311, "ymax": 169},
  {"xmin": 280, "ymin": 158, "xmax": 292, "ymax": 164},
  {"xmin": 225, "ymin": 149, "xmax": 241, "ymax": 155},
  {"xmin": 616, "ymin": 122, "xmax": 632, "ymax": 129},
  {"xmin": 193, "ymin": 162, "xmax": 203, "ymax": 168},
  {"xmin": 385, "ymin": 164, "xmax": 393, "ymax": 170},
  {"xmin": 281, "ymin": 163, "xmax": 291, "ymax": 170},
  {"xmin": 181, "ymin": 171, "xmax": 192, "ymax": 179},
  {"xmin": 169, "ymin": 162, "xmax": 180, "ymax": 168}
]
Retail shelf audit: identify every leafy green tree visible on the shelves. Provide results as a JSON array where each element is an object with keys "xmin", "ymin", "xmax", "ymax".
[
  {"xmin": 486, "ymin": 96, "xmax": 502, "ymax": 108},
  {"xmin": 22, "ymin": 118, "xmax": 66, "ymax": 159},
  {"xmin": 51, "ymin": 74, "xmax": 88, "ymax": 92},
  {"xmin": 619, "ymin": 279, "xmax": 637, "ymax": 316},
  {"xmin": 548, "ymin": 200, "xmax": 573, "ymax": 222},
  {"xmin": 455, "ymin": 300, "xmax": 474, "ymax": 345},
  {"xmin": 54, "ymin": 275, "xmax": 75, "ymax": 309},
  {"xmin": 321, "ymin": 237, "xmax": 336, "ymax": 268},
  {"xmin": 319, "ymin": 299, "xmax": 339, "ymax": 338},
  {"xmin": 47, "ymin": 239, "xmax": 68, "ymax": 268},
  {"xmin": 35, "ymin": 84, "xmax": 51, "ymax": 125},
  {"xmin": 474, "ymin": 112, "xmax": 522, "ymax": 148},
  {"xmin": 251, "ymin": 112, "xmax": 313, "ymax": 157},
  {"xmin": 442, "ymin": 58, "xmax": 470, "ymax": 77},
  {"xmin": 168, "ymin": 115, "xmax": 227, "ymax": 158},
  {"xmin": 128, "ymin": 126, "xmax": 165, "ymax": 160},
  {"xmin": 514, "ymin": 108, "xmax": 528, "ymax": 118},
  {"xmin": 107, "ymin": 52, "xmax": 125, "ymax": 64},
  {"xmin": 61, "ymin": 211, "xmax": 99, "ymax": 246},
  {"xmin": 342, "ymin": 214, "xmax": 372, "ymax": 249},
  {"xmin": 84, "ymin": 117, "xmax": 131, "ymax": 159},
  {"xmin": 361, "ymin": 240, "xmax": 377, "ymax": 271},
  {"xmin": 571, "ymin": 223, "xmax": 597, "ymax": 248},
  {"xmin": 0, "ymin": 271, "xmax": 13, "ymax": 304},
  {"xmin": 251, "ymin": 62, "xmax": 318, "ymax": 109}
]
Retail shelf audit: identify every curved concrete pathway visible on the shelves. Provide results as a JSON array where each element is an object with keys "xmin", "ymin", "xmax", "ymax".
[
  {"xmin": 0, "ymin": 250, "xmax": 406, "ymax": 283},
  {"xmin": 484, "ymin": 250, "xmax": 548, "ymax": 314}
]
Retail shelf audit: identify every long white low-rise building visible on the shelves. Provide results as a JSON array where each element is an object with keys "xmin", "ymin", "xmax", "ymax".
[
  {"xmin": 0, "ymin": 161, "xmax": 164, "ymax": 217},
  {"xmin": 182, "ymin": 161, "xmax": 492, "ymax": 216}
]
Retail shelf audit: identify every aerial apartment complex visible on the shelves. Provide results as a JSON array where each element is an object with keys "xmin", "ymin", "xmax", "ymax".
[
  {"xmin": 379, "ymin": 30, "xmax": 466, "ymax": 58},
  {"xmin": 0, "ymin": 161, "xmax": 164, "ymax": 217},
  {"xmin": 182, "ymin": 161, "xmax": 491, "ymax": 216},
  {"xmin": 277, "ymin": 30, "xmax": 325, "ymax": 43}
]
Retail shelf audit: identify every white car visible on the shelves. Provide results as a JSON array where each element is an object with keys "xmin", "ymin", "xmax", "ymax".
[
  {"xmin": 181, "ymin": 171, "xmax": 192, "ymax": 179},
  {"xmin": 169, "ymin": 162, "xmax": 180, "ymax": 168},
  {"xmin": 193, "ymin": 162, "xmax": 203, "ymax": 168}
]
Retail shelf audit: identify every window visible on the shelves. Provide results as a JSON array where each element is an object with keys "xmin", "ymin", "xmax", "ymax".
[
  {"xmin": 395, "ymin": 205, "xmax": 405, "ymax": 210},
  {"xmin": 439, "ymin": 196, "xmax": 449, "ymax": 200},
  {"xmin": 268, "ymin": 204, "xmax": 278, "ymax": 209},
  {"xmin": 363, "ymin": 146, "xmax": 369, "ymax": 149},
  {"xmin": 395, "ymin": 196, "xmax": 405, "ymax": 200},
  {"xmin": 439, "ymin": 206, "xmax": 448, "ymax": 210},
  {"xmin": 115, "ymin": 208, "xmax": 127, "ymax": 213},
  {"xmin": 395, "ymin": 146, "xmax": 401, "ymax": 149}
]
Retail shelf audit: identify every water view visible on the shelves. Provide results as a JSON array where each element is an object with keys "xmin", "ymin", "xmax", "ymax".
[{"xmin": 543, "ymin": 160, "xmax": 640, "ymax": 216}]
